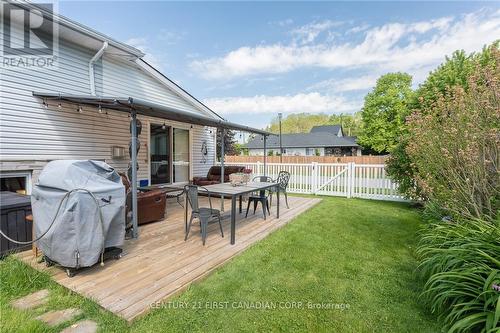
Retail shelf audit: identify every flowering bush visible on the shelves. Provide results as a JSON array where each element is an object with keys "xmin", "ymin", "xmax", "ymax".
[
  {"xmin": 243, "ymin": 168, "xmax": 252, "ymax": 174},
  {"xmin": 405, "ymin": 47, "xmax": 499, "ymax": 221}
]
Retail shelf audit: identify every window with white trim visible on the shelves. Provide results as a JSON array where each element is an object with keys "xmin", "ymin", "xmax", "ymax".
[{"xmin": 0, "ymin": 171, "xmax": 32, "ymax": 195}]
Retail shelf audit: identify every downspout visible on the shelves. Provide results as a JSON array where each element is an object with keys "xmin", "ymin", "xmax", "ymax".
[{"xmin": 89, "ymin": 41, "xmax": 108, "ymax": 95}]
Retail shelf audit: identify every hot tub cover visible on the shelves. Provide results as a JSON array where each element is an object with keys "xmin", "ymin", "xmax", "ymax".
[{"xmin": 32, "ymin": 160, "xmax": 126, "ymax": 268}]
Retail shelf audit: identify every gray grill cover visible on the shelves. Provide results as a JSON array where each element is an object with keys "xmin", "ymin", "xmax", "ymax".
[{"xmin": 32, "ymin": 160, "xmax": 126, "ymax": 268}]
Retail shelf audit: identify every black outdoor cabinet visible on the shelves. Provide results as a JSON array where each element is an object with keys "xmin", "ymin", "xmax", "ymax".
[{"xmin": 0, "ymin": 191, "xmax": 32, "ymax": 256}]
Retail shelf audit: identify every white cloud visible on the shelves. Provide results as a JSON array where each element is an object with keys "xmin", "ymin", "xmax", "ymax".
[
  {"xmin": 308, "ymin": 75, "xmax": 379, "ymax": 93},
  {"xmin": 346, "ymin": 23, "xmax": 370, "ymax": 35},
  {"xmin": 203, "ymin": 92, "xmax": 362, "ymax": 116},
  {"xmin": 191, "ymin": 9, "xmax": 500, "ymax": 81},
  {"xmin": 271, "ymin": 18, "xmax": 294, "ymax": 27},
  {"xmin": 291, "ymin": 20, "xmax": 344, "ymax": 44},
  {"xmin": 125, "ymin": 37, "xmax": 163, "ymax": 70}
]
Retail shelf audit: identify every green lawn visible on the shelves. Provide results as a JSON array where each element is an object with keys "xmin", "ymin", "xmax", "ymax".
[{"xmin": 0, "ymin": 197, "xmax": 440, "ymax": 332}]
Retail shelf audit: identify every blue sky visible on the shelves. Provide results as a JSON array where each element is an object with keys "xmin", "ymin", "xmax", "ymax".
[{"xmin": 58, "ymin": 1, "xmax": 500, "ymax": 129}]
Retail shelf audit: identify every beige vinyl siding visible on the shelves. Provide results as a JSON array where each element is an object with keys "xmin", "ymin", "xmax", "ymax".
[
  {"xmin": 0, "ymin": 27, "xmax": 216, "ymax": 184},
  {"xmin": 97, "ymin": 55, "xmax": 203, "ymax": 115}
]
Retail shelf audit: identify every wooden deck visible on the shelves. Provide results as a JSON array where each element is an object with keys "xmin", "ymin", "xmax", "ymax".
[{"xmin": 18, "ymin": 195, "xmax": 320, "ymax": 321}]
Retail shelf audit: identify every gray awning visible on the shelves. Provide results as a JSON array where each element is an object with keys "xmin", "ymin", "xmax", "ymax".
[{"xmin": 33, "ymin": 92, "xmax": 272, "ymax": 136}]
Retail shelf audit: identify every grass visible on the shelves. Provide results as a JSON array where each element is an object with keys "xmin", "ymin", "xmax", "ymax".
[
  {"xmin": 0, "ymin": 256, "xmax": 129, "ymax": 333},
  {"xmin": 0, "ymin": 196, "xmax": 440, "ymax": 332}
]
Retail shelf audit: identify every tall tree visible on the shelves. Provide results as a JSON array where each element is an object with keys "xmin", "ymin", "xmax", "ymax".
[
  {"xmin": 411, "ymin": 50, "xmax": 474, "ymax": 111},
  {"xmin": 328, "ymin": 112, "xmax": 362, "ymax": 136},
  {"xmin": 358, "ymin": 72, "xmax": 413, "ymax": 153},
  {"xmin": 266, "ymin": 112, "xmax": 362, "ymax": 135},
  {"xmin": 266, "ymin": 113, "xmax": 330, "ymax": 133},
  {"xmin": 216, "ymin": 129, "xmax": 239, "ymax": 160}
]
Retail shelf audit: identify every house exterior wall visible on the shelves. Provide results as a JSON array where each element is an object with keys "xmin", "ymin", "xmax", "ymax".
[{"xmin": 0, "ymin": 26, "xmax": 216, "ymax": 190}]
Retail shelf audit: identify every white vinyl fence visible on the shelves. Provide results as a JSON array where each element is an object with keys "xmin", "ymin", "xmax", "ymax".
[{"xmin": 222, "ymin": 162, "xmax": 406, "ymax": 202}]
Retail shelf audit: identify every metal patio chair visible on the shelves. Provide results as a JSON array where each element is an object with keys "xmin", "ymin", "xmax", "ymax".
[
  {"xmin": 166, "ymin": 189, "xmax": 184, "ymax": 207},
  {"xmin": 245, "ymin": 176, "xmax": 273, "ymax": 220},
  {"xmin": 184, "ymin": 185, "xmax": 224, "ymax": 245},
  {"xmin": 269, "ymin": 171, "xmax": 291, "ymax": 209}
]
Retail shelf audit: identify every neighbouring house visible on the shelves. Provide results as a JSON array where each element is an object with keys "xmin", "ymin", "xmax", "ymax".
[
  {"xmin": 244, "ymin": 125, "xmax": 361, "ymax": 157},
  {"xmin": 0, "ymin": 1, "xmax": 266, "ymax": 196}
]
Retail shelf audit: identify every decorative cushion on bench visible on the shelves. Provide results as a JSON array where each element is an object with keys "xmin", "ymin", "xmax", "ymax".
[{"xmin": 193, "ymin": 165, "xmax": 245, "ymax": 186}]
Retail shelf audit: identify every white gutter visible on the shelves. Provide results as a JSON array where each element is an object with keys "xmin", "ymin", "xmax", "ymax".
[{"xmin": 89, "ymin": 41, "xmax": 108, "ymax": 95}]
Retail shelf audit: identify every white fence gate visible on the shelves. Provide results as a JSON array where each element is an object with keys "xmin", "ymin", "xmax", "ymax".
[{"xmin": 222, "ymin": 162, "xmax": 405, "ymax": 202}]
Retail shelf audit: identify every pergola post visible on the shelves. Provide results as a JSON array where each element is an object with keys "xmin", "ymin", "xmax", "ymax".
[
  {"xmin": 130, "ymin": 110, "xmax": 139, "ymax": 238},
  {"xmin": 220, "ymin": 128, "xmax": 225, "ymax": 211},
  {"xmin": 220, "ymin": 128, "xmax": 225, "ymax": 184},
  {"xmin": 263, "ymin": 135, "xmax": 267, "ymax": 177}
]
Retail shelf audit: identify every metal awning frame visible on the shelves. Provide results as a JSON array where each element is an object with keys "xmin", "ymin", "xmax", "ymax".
[{"xmin": 32, "ymin": 92, "xmax": 272, "ymax": 136}]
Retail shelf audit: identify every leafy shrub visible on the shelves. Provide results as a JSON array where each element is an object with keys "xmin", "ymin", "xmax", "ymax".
[
  {"xmin": 417, "ymin": 218, "xmax": 500, "ymax": 333},
  {"xmin": 386, "ymin": 43, "xmax": 499, "ymax": 205},
  {"xmin": 385, "ymin": 137, "xmax": 424, "ymax": 200}
]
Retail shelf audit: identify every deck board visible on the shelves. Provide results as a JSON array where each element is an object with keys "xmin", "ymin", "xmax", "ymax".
[{"xmin": 18, "ymin": 195, "xmax": 320, "ymax": 321}]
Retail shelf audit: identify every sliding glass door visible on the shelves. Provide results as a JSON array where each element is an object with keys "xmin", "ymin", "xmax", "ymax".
[
  {"xmin": 150, "ymin": 124, "xmax": 190, "ymax": 185},
  {"xmin": 150, "ymin": 124, "xmax": 170, "ymax": 185},
  {"xmin": 173, "ymin": 128, "xmax": 190, "ymax": 183}
]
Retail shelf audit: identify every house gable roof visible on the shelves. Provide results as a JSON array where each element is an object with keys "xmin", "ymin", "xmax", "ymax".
[{"xmin": 310, "ymin": 125, "xmax": 343, "ymax": 136}]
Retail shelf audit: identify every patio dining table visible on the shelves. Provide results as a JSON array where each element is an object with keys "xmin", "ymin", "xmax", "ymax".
[{"xmin": 196, "ymin": 182, "xmax": 280, "ymax": 245}]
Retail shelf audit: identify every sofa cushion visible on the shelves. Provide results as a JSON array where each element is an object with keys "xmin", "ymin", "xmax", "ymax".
[
  {"xmin": 193, "ymin": 165, "xmax": 246, "ymax": 186},
  {"xmin": 196, "ymin": 180, "xmax": 219, "ymax": 186},
  {"xmin": 208, "ymin": 166, "xmax": 221, "ymax": 176},
  {"xmin": 207, "ymin": 174, "xmax": 219, "ymax": 181}
]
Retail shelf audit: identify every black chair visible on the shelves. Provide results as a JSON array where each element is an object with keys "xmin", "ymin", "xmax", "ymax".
[
  {"xmin": 184, "ymin": 185, "xmax": 224, "ymax": 245},
  {"xmin": 245, "ymin": 176, "xmax": 273, "ymax": 220},
  {"xmin": 270, "ymin": 171, "xmax": 291, "ymax": 209}
]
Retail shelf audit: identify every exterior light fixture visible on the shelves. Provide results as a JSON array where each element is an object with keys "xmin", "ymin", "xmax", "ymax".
[
  {"xmin": 77, "ymin": 105, "xmax": 83, "ymax": 113},
  {"xmin": 162, "ymin": 122, "xmax": 166, "ymax": 130},
  {"xmin": 98, "ymin": 104, "xmax": 103, "ymax": 113}
]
